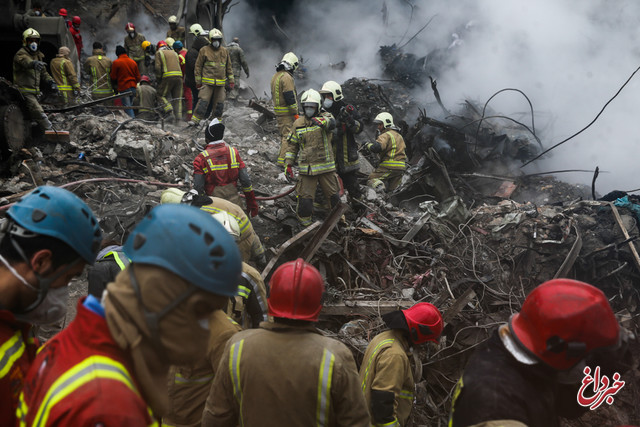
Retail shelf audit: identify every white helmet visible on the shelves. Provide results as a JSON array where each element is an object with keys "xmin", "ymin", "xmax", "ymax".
[
  {"xmin": 160, "ymin": 188, "xmax": 186, "ymax": 204},
  {"xmin": 319, "ymin": 80, "xmax": 343, "ymax": 102},
  {"xmin": 281, "ymin": 52, "xmax": 299, "ymax": 71},
  {"xmin": 189, "ymin": 23, "xmax": 205, "ymax": 36},
  {"xmin": 301, "ymin": 89, "xmax": 321, "ymax": 108},
  {"xmin": 212, "ymin": 211, "xmax": 240, "ymax": 238},
  {"xmin": 373, "ymin": 112, "xmax": 394, "ymax": 129},
  {"xmin": 209, "ymin": 28, "xmax": 223, "ymax": 41},
  {"xmin": 168, "ymin": 15, "xmax": 178, "ymax": 24}
]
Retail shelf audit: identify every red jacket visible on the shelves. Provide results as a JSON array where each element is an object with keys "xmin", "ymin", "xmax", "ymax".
[
  {"xmin": 18, "ymin": 297, "xmax": 158, "ymax": 426},
  {"xmin": 0, "ymin": 311, "xmax": 37, "ymax": 426},
  {"xmin": 193, "ymin": 141, "xmax": 247, "ymax": 196},
  {"xmin": 69, "ymin": 25, "xmax": 83, "ymax": 58},
  {"xmin": 110, "ymin": 53, "xmax": 140, "ymax": 92}
]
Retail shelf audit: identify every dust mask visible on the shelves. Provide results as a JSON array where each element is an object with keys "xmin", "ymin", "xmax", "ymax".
[
  {"xmin": 29, "ymin": 42, "xmax": 38, "ymax": 52},
  {"xmin": 129, "ymin": 32, "xmax": 135, "ymax": 39},
  {"xmin": 212, "ymin": 41, "xmax": 220, "ymax": 48},
  {"xmin": 304, "ymin": 107, "xmax": 316, "ymax": 118},
  {"xmin": 322, "ymin": 98, "xmax": 333, "ymax": 109}
]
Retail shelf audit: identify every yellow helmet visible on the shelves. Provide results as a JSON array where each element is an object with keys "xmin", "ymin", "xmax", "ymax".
[
  {"xmin": 189, "ymin": 23, "xmax": 205, "ymax": 36},
  {"xmin": 211, "ymin": 211, "xmax": 240, "ymax": 238},
  {"xmin": 319, "ymin": 80, "xmax": 343, "ymax": 102},
  {"xmin": 373, "ymin": 112, "xmax": 394, "ymax": 129},
  {"xmin": 281, "ymin": 52, "xmax": 299, "ymax": 71},
  {"xmin": 22, "ymin": 28, "xmax": 41, "ymax": 42},
  {"xmin": 160, "ymin": 188, "xmax": 186, "ymax": 205},
  {"xmin": 141, "ymin": 40, "xmax": 151, "ymax": 50},
  {"xmin": 301, "ymin": 89, "xmax": 321, "ymax": 108},
  {"xmin": 165, "ymin": 37, "xmax": 175, "ymax": 48},
  {"xmin": 209, "ymin": 28, "xmax": 223, "ymax": 41},
  {"xmin": 168, "ymin": 15, "xmax": 178, "ymax": 24}
]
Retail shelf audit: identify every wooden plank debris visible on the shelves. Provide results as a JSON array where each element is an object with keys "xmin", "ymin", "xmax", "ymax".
[
  {"xmin": 609, "ymin": 202, "xmax": 640, "ymax": 274},
  {"xmin": 261, "ymin": 221, "xmax": 321, "ymax": 279},
  {"xmin": 300, "ymin": 202, "xmax": 348, "ymax": 261},
  {"xmin": 248, "ymin": 99, "xmax": 276, "ymax": 120},
  {"xmin": 553, "ymin": 225, "xmax": 582, "ymax": 279}
]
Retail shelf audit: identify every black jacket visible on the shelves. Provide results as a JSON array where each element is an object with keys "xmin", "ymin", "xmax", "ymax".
[
  {"xmin": 324, "ymin": 100, "xmax": 362, "ymax": 174},
  {"xmin": 185, "ymin": 36, "xmax": 210, "ymax": 87}
]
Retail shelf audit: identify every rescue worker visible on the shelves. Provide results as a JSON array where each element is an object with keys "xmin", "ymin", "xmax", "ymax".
[
  {"xmin": 18, "ymin": 204, "xmax": 242, "ymax": 425},
  {"xmin": 203, "ymin": 259, "xmax": 370, "ymax": 426},
  {"xmin": 110, "ymin": 45, "xmax": 140, "ymax": 118},
  {"xmin": 185, "ymin": 24, "xmax": 209, "ymax": 118},
  {"xmin": 160, "ymin": 188, "xmax": 266, "ymax": 268},
  {"xmin": 319, "ymin": 80, "xmax": 364, "ymax": 200},
  {"xmin": 58, "ymin": 8, "xmax": 70, "ymax": 27},
  {"xmin": 69, "ymin": 16, "xmax": 83, "ymax": 59},
  {"xmin": 124, "ymin": 22, "xmax": 146, "ymax": 76},
  {"xmin": 50, "ymin": 46, "xmax": 80, "ymax": 105},
  {"xmin": 188, "ymin": 28, "xmax": 233, "ymax": 125},
  {"xmin": 0, "ymin": 186, "xmax": 102, "ymax": 425},
  {"xmin": 449, "ymin": 279, "xmax": 633, "ymax": 427},
  {"xmin": 284, "ymin": 89, "xmax": 339, "ymax": 226},
  {"xmin": 141, "ymin": 40, "xmax": 156, "ymax": 83},
  {"xmin": 27, "ymin": 2, "xmax": 46, "ymax": 16},
  {"xmin": 192, "ymin": 119, "xmax": 259, "ymax": 216},
  {"xmin": 166, "ymin": 15, "xmax": 185, "ymax": 45},
  {"xmin": 84, "ymin": 41, "xmax": 114, "ymax": 101},
  {"xmin": 174, "ymin": 40, "xmax": 192, "ymax": 120},
  {"xmin": 12, "ymin": 28, "xmax": 58, "ymax": 131},
  {"xmin": 271, "ymin": 52, "xmax": 299, "ymax": 166},
  {"xmin": 155, "ymin": 39, "xmax": 183, "ymax": 122},
  {"xmin": 165, "ymin": 37, "xmax": 176, "ymax": 50},
  {"xmin": 226, "ymin": 37, "xmax": 249, "ymax": 102},
  {"xmin": 87, "ymin": 243, "xmax": 130, "ymax": 299},
  {"xmin": 133, "ymin": 75, "xmax": 159, "ymax": 121},
  {"xmin": 360, "ymin": 303, "xmax": 444, "ymax": 426},
  {"xmin": 365, "ymin": 112, "xmax": 407, "ymax": 192}
]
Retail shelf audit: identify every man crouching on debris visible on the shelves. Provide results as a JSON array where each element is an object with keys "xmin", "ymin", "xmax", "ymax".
[
  {"xmin": 449, "ymin": 279, "xmax": 633, "ymax": 427},
  {"xmin": 285, "ymin": 89, "xmax": 340, "ymax": 226},
  {"xmin": 193, "ymin": 119, "xmax": 259, "ymax": 217},
  {"xmin": 360, "ymin": 302, "xmax": 443, "ymax": 426},
  {"xmin": 365, "ymin": 112, "xmax": 407, "ymax": 192}
]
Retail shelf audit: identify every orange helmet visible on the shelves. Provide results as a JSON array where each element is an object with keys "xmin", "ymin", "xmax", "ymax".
[
  {"xmin": 510, "ymin": 279, "xmax": 620, "ymax": 370},
  {"xmin": 402, "ymin": 303, "xmax": 443, "ymax": 344},
  {"xmin": 156, "ymin": 40, "xmax": 167, "ymax": 49},
  {"xmin": 268, "ymin": 259, "xmax": 324, "ymax": 321},
  {"xmin": 125, "ymin": 22, "xmax": 135, "ymax": 32}
]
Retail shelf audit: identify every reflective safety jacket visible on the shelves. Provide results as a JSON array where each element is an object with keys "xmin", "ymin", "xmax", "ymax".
[
  {"xmin": 125, "ymin": 33, "xmax": 147, "ymax": 63},
  {"xmin": 226, "ymin": 263, "xmax": 267, "ymax": 329},
  {"xmin": 193, "ymin": 141, "xmax": 250, "ymax": 196},
  {"xmin": 84, "ymin": 48, "xmax": 114, "ymax": 97},
  {"xmin": 0, "ymin": 311, "xmax": 37, "ymax": 426},
  {"xmin": 154, "ymin": 48, "xmax": 182, "ymax": 80},
  {"xmin": 165, "ymin": 310, "xmax": 240, "ymax": 427},
  {"xmin": 285, "ymin": 113, "xmax": 336, "ymax": 176},
  {"xmin": 359, "ymin": 330, "xmax": 414, "ymax": 427},
  {"xmin": 87, "ymin": 245, "xmax": 131, "ymax": 299},
  {"xmin": 375, "ymin": 129, "xmax": 407, "ymax": 170},
  {"xmin": 12, "ymin": 47, "xmax": 54, "ymax": 96},
  {"xmin": 166, "ymin": 27, "xmax": 186, "ymax": 44},
  {"xmin": 17, "ymin": 298, "xmax": 158, "ymax": 426},
  {"xmin": 194, "ymin": 45, "xmax": 233, "ymax": 87},
  {"xmin": 226, "ymin": 42, "xmax": 249, "ymax": 77},
  {"xmin": 270, "ymin": 70, "xmax": 297, "ymax": 117},
  {"xmin": 203, "ymin": 321, "xmax": 370, "ymax": 427},
  {"xmin": 50, "ymin": 56, "xmax": 79, "ymax": 95}
]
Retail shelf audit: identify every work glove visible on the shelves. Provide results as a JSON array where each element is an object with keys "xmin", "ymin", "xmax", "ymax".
[
  {"xmin": 293, "ymin": 114, "xmax": 299, "ymax": 120},
  {"xmin": 285, "ymin": 164, "xmax": 295, "ymax": 180},
  {"xmin": 365, "ymin": 142, "xmax": 375, "ymax": 153},
  {"xmin": 244, "ymin": 190, "xmax": 259, "ymax": 217},
  {"xmin": 229, "ymin": 81, "xmax": 235, "ymax": 89},
  {"xmin": 311, "ymin": 116, "xmax": 328, "ymax": 128},
  {"xmin": 49, "ymin": 81, "xmax": 59, "ymax": 93},
  {"xmin": 32, "ymin": 60, "xmax": 47, "ymax": 71}
]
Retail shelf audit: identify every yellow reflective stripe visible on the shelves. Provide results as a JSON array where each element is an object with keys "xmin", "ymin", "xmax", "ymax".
[
  {"xmin": 379, "ymin": 160, "xmax": 405, "ymax": 169},
  {"xmin": 361, "ymin": 339, "xmax": 394, "ymax": 392},
  {"xmin": 174, "ymin": 372, "xmax": 214, "ymax": 385},
  {"xmin": 32, "ymin": 355, "xmax": 141, "ymax": 427},
  {"xmin": 229, "ymin": 147, "xmax": 239, "ymax": 168},
  {"xmin": 399, "ymin": 389, "xmax": 414, "ymax": 400},
  {"xmin": 58, "ymin": 61, "xmax": 68, "ymax": 86},
  {"xmin": 0, "ymin": 330, "xmax": 26, "ymax": 378},
  {"xmin": 316, "ymin": 348, "xmax": 335, "ymax": 427},
  {"xmin": 19, "ymin": 88, "xmax": 38, "ymax": 94},
  {"xmin": 163, "ymin": 71, "xmax": 182, "ymax": 77},
  {"xmin": 309, "ymin": 162, "xmax": 335, "ymax": 173},
  {"xmin": 202, "ymin": 77, "xmax": 227, "ymax": 85},
  {"xmin": 241, "ymin": 184, "xmax": 253, "ymax": 192},
  {"xmin": 58, "ymin": 85, "xmax": 72, "ymax": 90},
  {"xmin": 236, "ymin": 285, "xmax": 251, "ymax": 299},
  {"xmin": 102, "ymin": 251, "xmax": 129, "ymax": 270},
  {"xmin": 375, "ymin": 419, "xmax": 399, "ymax": 427},
  {"xmin": 199, "ymin": 206, "xmax": 249, "ymax": 235},
  {"xmin": 388, "ymin": 132, "xmax": 397, "ymax": 160},
  {"xmin": 241, "ymin": 272, "xmax": 267, "ymax": 319},
  {"xmin": 229, "ymin": 339, "xmax": 244, "ymax": 424}
]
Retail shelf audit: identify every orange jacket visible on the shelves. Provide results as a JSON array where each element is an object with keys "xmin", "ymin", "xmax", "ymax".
[{"xmin": 110, "ymin": 53, "xmax": 140, "ymax": 92}]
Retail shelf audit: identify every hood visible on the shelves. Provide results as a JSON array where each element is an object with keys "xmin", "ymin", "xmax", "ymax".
[{"xmin": 192, "ymin": 36, "xmax": 209, "ymax": 51}]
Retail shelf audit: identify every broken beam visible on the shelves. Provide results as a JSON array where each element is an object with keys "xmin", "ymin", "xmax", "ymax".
[
  {"xmin": 261, "ymin": 221, "xmax": 322, "ymax": 280},
  {"xmin": 248, "ymin": 99, "xmax": 276, "ymax": 119},
  {"xmin": 608, "ymin": 202, "xmax": 640, "ymax": 274},
  {"xmin": 320, "ymin": 300, "xmax": 414, "ymax": 316},
  {"xmin": 300, "ymin": 202, "xmax": 348, "ymax": 261}
]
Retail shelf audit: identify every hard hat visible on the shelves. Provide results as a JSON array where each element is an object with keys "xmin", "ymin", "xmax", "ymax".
[
  {"xmin": 189, "ymin": 23, "xmax": 204, "ymax": 36},
  {"xmin": 140, "ymin": 75, "xmax": 151, "ymax": 83},
  {"xmin": 173, "ymin": 40, "xmax": 183, "ymax": 51},
  {"xmin": 165, "ymin": 37, "xmax": 175, "ymax": 48},
  {"xmin": 7, "ymin": 186, "xmax": 102, "ymax": 264},
  {"xmin": 72, "ymin": 16, "xmax": 81, "ymax": 26},
  {"xmin": 57, "ymin": 46, "xmax": 71, "ymax": 57},
  {"xmin": 168, "ymin": 15, "xmax": 178, "ymax": 24},
  {"xmin": 373, "ymin": 112, "xmax": 394, "ymax": 128},
  {"xmin": 157, "ymin": 40, "xmax": 168, "ymax": 49},
  {"xmin": 402, "ymin": 303, "xmax": 443, "ymax": 344},
  {"xmin": 160, "ymin": 188, "xmax": 186, "ymax": 204},
  {"xmin": 125, "ymin": 22, "xmax": 135, "ymax": 32},
  {"xmin": 22, "ymin": 28, "xmax": 41, "ymax": 42},
  {"xmin": 510, "ymin": 279, "xmax": 620, "ymax": 371},
  {"xmin": 268, "ymin": 259, "xmax": 324, "ymax": 321},
  {"xmin": 141, "ymin": 40, "xmax": 151, "ymax": 50},
  {"xmin": 300, "ymin": 89, "xmax": 321, "ymax": 108},
  {"xmin": 58, "ymin": 8, "xmax": 68, "ymax": 17},
  {"xmin": 281, "ymin": 52, "xmax": 299, "ymax": 71},
  {"xmin": 123, "ymin": 204, "xmax": 242, "ymax": 297},
  {"xmin": 319, "ymin": 80, "xmax": 344, "ymax": 102},
  {"xmin": 209, "ymin": 28, "xmax": 223, "ymax": 41},
  {"xmin": 211, "ymin": 211, "xmax": 240, "ymax": 238}
]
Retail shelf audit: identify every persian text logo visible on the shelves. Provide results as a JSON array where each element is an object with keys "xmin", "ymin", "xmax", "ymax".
[{"xmin": 577, "ymin": 366, "xmax": 625, "ymax": 410}]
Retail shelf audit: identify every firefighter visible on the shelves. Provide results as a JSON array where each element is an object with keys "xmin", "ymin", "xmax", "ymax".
[
  {"xmin": 185, "ymin": 24, "xmax": 209, "ymax": 111},
  {"xmin": 173, "ymin": 40, "xmax": 192, "ymax": 120},
  {"xmin": 0, "ymin": 186, "xmax": 102, "ymax": 425},
  {"xmin": 110, "ymin": 45, "xmax": 140, "ymax": 118},
  {"xmin": 86, "ymin": 244, "xmax": 130, "ymax": 299},
  {"xmin": 124, "ymin": 22, "xmax": 147, "ymax": 76},
  {"xmin": 284, "ymin": 89, "xmax": 339, "ymax": 226},
  {"xmin": 192, "ymin": 119, "xmax": 259, "ymax": 216},
  {"xmin": 189, "ymin": 28, "xmax": 233, "ymax": 125},
  {"xmin": 271, "ymin": 52, "xmax": 299, "ymax": 166},
  {"xmin": 27, "ymin": 2, "xmax": 46, "ymax": 16},
  {"xmin": 166, "ymin": 15, "xmax": 185, "ymax": 45},
  {"xmin": 12, "ymin": 28, "xmax": 58, "ymax": 131},
  {"xmin": 203, "ymin": 259, "xmax": 370, "ymax": 426},
  {"xmin": 449, "ymin": 279, "xmax": 633, "ymax": 427},
  {"xmin": 226, "ymin": 37, "xmax": 249, "ymax": 101},
  {"xmin": 84, "ymin": 42, "xmax": 114, "ymax": 101},
  {"xmin": 17, "ymin": 204, "xmax": 242, "ymax": 425},
  {"xmin": 155, "ymin": 40, "xmax": 183, "ymax": 122},
  {"xmin": 319, "ymin": 80, "xmax": 364, "ymax": 200},
  {"xmin": 360, "ymin": 303, "xmax": 444, "ymax": 427},
  {"xmin": 58, "ymin": 8, "xmax": 70, "ymax": 27},
  {"xmin": 133, "ymin": 75, "xmax": 159, "ymax": 121},
  {"xmin": 365, "ymin": 112, "xmax": 407, "ymax": 192},
  {"xmin": 69, "ymin": 16, "xmax": 83, "ymax": 59},
  {"xmin": 50, "ymin": 46, "xmax": 80, "ymax": 105}
]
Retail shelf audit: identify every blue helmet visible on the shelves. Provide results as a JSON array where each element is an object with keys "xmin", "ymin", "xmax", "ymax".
[
  {"xmin": 172, "ymin": 40, "xmax": 183, "ymax": 51},
  {"xmin": 123, "ymin": 204, "xmax": 241, "ymax": 296},
  {"xmin": 7, "ymin": 186, "xmax": 102, "ymax": 264}
]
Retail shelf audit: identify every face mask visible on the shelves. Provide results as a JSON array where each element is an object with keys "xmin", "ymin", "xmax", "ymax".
[
  {"xmin": 34, "ymin": 11, "xmax": 42, "ymax": 16},
  {"xmin": 322, "ymin": 98, "xmax": 333, "ymax": 109},
  {"xmin": 29, "ymin": 42, "xmax": 38, "ymax": 52},
  {"xmin": 129, "ymin": 32, "xmax": 135, "ymax": 39},
  {"xmin": 304, "ymin": 107, "xmax": 316, "ymax": 118},
  {"xmin": 15, "ymin": 286, "xmax": 68, "ymax": 325},
  {"xmin": 212, "ymin": 41, "xmax": 220, "ymax": 48}
]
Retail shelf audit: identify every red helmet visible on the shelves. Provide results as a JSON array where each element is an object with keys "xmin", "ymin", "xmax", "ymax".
[
  {"xmin": 510, "ymin": 279, "xmax": 620, "ymax": 371},
  {"xmin": 402, "ymin": 303, "xmax": 443, "ymax": 344},
  {"xmin": 140, "ymin": 75, "xmax": 151, "ymax": 83},
  {"xmin": 72, "ymin": 16, "xmax": 81, "ymax": 26},
  {"xmin": 125, "ymin": 22, "xmax": 135, "ymax": 32},
  {"xmin": 268, "ymin": 259, "xmax": 324, "ymax": 321},
  {"xmin": 156, "ymin": 40, "xmax": 167, "ymax": 49},
  {"xmin": 58, "ymin": 8, "xmax": 68, "ymax": 17}
]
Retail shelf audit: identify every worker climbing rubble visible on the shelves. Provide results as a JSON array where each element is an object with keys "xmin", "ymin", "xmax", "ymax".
[
  {"xmin": 133, "ymin": 75, "xmax": 159, "ymax": 121},
  {"xmin": 271, "ymin": 52, "xmax": 299, "ymax": 166},
  {"xmin": 166, "ymin": 15, "xmax": 185, "ymax": 45},
  {"xmin": 50, "ymin": 46, "xmax": 80, "ymax": 105},
  {"xmin": 84, "ymin": 42, "xmax": 114, "ymax": 101},
  {"xmin": 226, "ymin": 37, "xmax": 250, "ymax": 102},
  {"xmin": 365, "ymin": 112, "xmax": 407, "ymax": 193}
]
